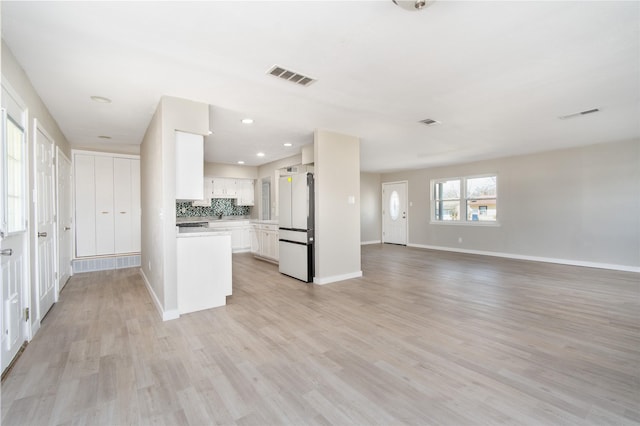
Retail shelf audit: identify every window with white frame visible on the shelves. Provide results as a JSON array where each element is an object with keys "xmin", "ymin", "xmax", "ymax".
[
  {"xmin": 432, "ymin": 175, "xmax": 497, "ymax": 223},
  {"xmin": 3, "ymin": 115, "xmax": 27, "ymax": 233}
]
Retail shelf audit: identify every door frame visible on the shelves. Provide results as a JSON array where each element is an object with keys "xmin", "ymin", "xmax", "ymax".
[
  {"xmin": 56, "ymin": 147, "xmax": 72, "ymax": 291},
  {"xmin": 381, "ymin": 180, "xmax": 409, "ymax": 245},
  {"xmin": 32, "ymin": 119, "xmax": 57, "ymax": 329}
]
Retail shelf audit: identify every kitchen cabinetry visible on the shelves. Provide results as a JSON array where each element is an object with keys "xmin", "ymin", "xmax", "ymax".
[
  {"xmin": 251, "ymin": 223, "xmax": 279, "ymax": 262},
  {"xmin": 74, "ymin": 152, "xmax": 140, "ymax": 257},
  {"xmin": 192, "ymin": 178, "xmax": 212, "ymax": 207},
  {"xmin": 212, "ymin": 178, "xmax": 237, "ymax": 198},
  {"xmin": 237, "ymin": 179, "xmax": 255, "ymax": 206},
  {"xmin": 206, "ymin": 178, "xmax": 255, "ymax": 206},
  {"xmin": 177, "ymin": 233, "xmax": 231, "ymax": 314},
  {"xmin": 208, "ymin": 221, "xmax": 251, "ymax": 253},
  {"xmin": 175, "ymin": 131, "xmax": 204, "ymax": 200}
]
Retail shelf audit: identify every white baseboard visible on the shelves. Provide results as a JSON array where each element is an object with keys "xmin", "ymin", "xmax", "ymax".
[
  {"xmin": 361, "ymin": 240, "xmax": 381, "ymax": 245},
  {"xmin": 314, "ymin": 270, "xmax": 363, "ymax": 285},
  {"xmin": 138, "ymin": 269, "xmax": 180, "ymax": 321},
  {"xmin": 407, "ymin": 243, "xmax": 640, "ymax": 273}
]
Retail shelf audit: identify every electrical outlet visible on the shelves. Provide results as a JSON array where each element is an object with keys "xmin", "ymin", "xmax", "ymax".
[{"xmin": 148, "ymin": 260, "xmax": 151, "ymax": 271}]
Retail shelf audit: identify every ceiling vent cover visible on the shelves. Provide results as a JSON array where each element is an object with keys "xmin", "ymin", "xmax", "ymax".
[
  {"xmin": 419, "ymin": 118, "xmax": 440, "ymax": 126},
  {"xmin": 267, "ymin": 65, "xmax": 316, "ymax": 87}
]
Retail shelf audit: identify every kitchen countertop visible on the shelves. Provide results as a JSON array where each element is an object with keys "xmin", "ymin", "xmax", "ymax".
[
  {"xmin": 251, "ymin": 219, "xmax": 278, "ymax": 225},
  {"xmin": 176, "ymin": 228, "xmax": 232, "ymax": 237},
  {"xmin": 176, "ymin": 216, "xmax": 250, "ymax": 224}
]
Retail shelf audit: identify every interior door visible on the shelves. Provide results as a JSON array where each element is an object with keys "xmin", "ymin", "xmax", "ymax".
[
  {"xmin": 35, "ymin": 121, "xmax": 56, "ymax": 319},
  {"xmin": 382, "ymin": 181, "xmax": 408, "ymax": 245},
  {"xmin": 1, "ymin": 87, "xmax": 29, "ymax": 373},
  {"xmin": 113, "ymin": 157, "xmax": 132, "ymax": 253},
  {"xmin": 56, "ymin": 148, "xmax": 72, "ymax": 290}
]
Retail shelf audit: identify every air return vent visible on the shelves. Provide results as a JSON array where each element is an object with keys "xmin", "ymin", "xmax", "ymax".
[
  {"xmin": 267, "ymin": 65, "xmax": 316, "ymax": 87},
  {"xmin": 558, "ymin": 108, "xmax": 600, "ymax": 120},
  {"xmin": 419, "ymin": 118, "xmax": 440, "ymax": 126}
]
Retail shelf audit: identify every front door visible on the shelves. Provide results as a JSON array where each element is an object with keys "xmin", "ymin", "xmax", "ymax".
[
  {"xmin": 382, "ymin": 181, "xmax": 408, "ymax": 245},
  {"xmin": 1, "ymin": 85, "xmax": 29, "ymax": 373},
  {"xmin": 57, "ymin": 148, "xmax": 72, "ymax": 290},
  {"xmin": 35, "ymin": 121, "xmax": 56, "ymax": 319}
]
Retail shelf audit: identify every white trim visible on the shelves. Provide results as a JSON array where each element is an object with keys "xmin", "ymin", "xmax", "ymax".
[
  {"xmin": 139, "ymin": 269, "xmax": 180, "ymax": 321},
  {"xmin": 407, "ymin": 243, "xmax": 640, "ymax": 273},
  {"xmin": 429, "ymin": 221, "xmax": 500, "ymax": 227},
  {"xmin": 314, "ymin": 270, "xmax": 363, "ymax": 285},
  {"xmin": 361, "ymin": 240, "xmax": 381, "ymax": 245},
  {"xmin": 71, "ymin": 149, "xmax": 140, "ymax": 160}
]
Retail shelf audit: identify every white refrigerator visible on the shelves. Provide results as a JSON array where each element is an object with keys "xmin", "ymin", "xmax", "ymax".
[{"xmin": 278, "ymin": 172, "xmax": 314, "ymax": 282}]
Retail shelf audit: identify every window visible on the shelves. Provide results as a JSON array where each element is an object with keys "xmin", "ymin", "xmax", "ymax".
[
  {"xmin": 3, "ymin": 116, "xmax": 27, "ymax": 233},
  {"xmin": 432, "ymin": 175, "xmax": 497, "ymax": 223}
]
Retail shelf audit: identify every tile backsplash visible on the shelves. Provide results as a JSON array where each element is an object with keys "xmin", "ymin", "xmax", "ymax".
[{"xmin": 176, "ymin": 199, "xmax": 250, "ymax": 218}]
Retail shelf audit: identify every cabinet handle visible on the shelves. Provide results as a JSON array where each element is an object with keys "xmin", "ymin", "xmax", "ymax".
[
  {"xmin": 1, "ymin": 248, "xmax": 12, "ymax": 256},
  {"xmin": 64, "ymin": 226, "xmax": 71, "ymax": 231},
  {"xmin": 38, "ymin": 232, "xmax": 47, "ymax": 238},
  {"xmin": 120, "ymin": 211, "xmax": 127, "ymax": 214},
  {"xmin": 101, "ymin": 211, "xmax": 109, "ymax": 214}
]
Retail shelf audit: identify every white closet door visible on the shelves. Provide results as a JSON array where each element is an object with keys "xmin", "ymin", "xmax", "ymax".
[
  {"xmin": 113, "ymin": 158, "xmax": 132, "ymax": 253},
  {"xmin": 94, "ymin": 156, "xmax": 114, "ymax": 255},
  {"xmin": 74, "ymin": 155, "xmax": 96, "ymax": 257},
  {"xmin": 130, "ymin": 159, "xmax": 141, "ymax": 253}
]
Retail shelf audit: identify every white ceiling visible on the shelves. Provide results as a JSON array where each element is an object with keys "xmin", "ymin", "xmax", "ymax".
[{"xmin": 2, "ymin": 1, "xmax": 639, "ymax": 172}]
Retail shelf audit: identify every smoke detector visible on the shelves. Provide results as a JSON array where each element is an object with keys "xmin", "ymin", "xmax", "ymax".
[
  {"xmin": 419, "ymin": 118, "xmax": 441, "ymax": 126},
  {"xmin": 393, "ymin": 0, "xmax": 436, "ymax": 11}
]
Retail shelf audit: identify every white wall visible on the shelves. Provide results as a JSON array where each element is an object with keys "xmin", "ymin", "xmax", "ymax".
[
  {"xmin": 382, "ymin": 139, "xmax": 640, "ymax": 270},
  {"xmin": 360, "ymin": 172, "xmax": 382, "ymax": 243},
  {"xmin": 140, "ymin": 96, "xmax": 209, "ymax": 319},
  {"xmin": 140, "ymin": 103, "xmax": 164, "ymax": 307},
  {"xmin": 314, "ymin": 130, "xmax": 361, "ymax": 284},
  {"xmin": 204, "ymin": 162, "xmax": 257, "ymax": 180},
  {"xmin": 2, "ymin": 41, "xmax": 72, "ymax": 330}
]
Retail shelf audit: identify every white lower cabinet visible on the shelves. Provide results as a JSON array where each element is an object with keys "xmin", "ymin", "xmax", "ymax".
[
  {"xmin": 251, "ymin": 223, "xmax": 279, "ymax": 262},
  {"xmin": 208, "ymin": 221, "xmax": 251, "ymax": 253}
]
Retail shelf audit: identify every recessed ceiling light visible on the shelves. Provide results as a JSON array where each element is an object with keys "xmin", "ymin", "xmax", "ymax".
[
  {"xmin": 257, "ymin": 152, "xmax": 265, "ymax": 157},
  {"xmin": 90, "ymin": 95, "xmax": 112, "ymax": 103},
  {"xmin": 98, "ymin": 135, "xmax": 111, "ymax": 139},
  {"xmin": 283, "ymin": 143, "xmax": 293, "ymax": 147},
  {"xmin": 237, "ymin": 160, "xmax": 245, "ymax": 164},
  {"xmin": 241, "ymin": 118, "xmax": 254, "ymax": 124}
]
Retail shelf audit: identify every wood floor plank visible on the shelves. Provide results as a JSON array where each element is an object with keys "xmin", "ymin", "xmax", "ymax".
[{"xmin": 1, "ymin": 245, "xmax": 638, "ymax": 425}]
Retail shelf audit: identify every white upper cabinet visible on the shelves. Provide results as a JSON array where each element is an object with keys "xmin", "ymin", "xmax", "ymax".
[
  {"xmin": 213, "ymin": 178, "xmax": 237, "ymax": 198},
  {"xmin": 237, "ymin": 180, "xmax": 254, "ymax": 206},
  {"xmin": 175, "ymin": 131, "xmax": 204, "ymax": 200},
  {"xmin": 192, "ymin": 178, "xmax": 213, "ymax": 207}
]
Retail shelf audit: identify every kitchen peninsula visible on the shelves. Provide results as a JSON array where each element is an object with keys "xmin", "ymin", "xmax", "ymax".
[{"xmin": 176, "ymin": 224, "xmax": 232, "ymax": 314}]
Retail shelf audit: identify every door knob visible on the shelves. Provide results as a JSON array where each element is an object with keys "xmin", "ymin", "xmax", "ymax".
[
  {"xmin": 38, "ymin": 232, "xmax": 47, "ymax": 238},
  {"xmin": 1, "ymin": 248, "xmax": 12, "ymax": 256}
]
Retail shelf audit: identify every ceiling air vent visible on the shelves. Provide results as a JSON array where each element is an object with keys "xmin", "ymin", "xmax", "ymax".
[
  {"xmin": 419, "ymin": 118, "xmax": 440, "ymax": 126},
  {"xmin": 267, "ymin": 65, "xmax": 316, "ymax": 87},
  {"xmin": 558, "ymin": 108, "xmax": 600, "ymax": 120}
]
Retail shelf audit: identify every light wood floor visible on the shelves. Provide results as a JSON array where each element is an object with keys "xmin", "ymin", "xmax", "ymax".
[{"xmin": 2, "ymin": 244, "xmax": 639, "ymax": 425}]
